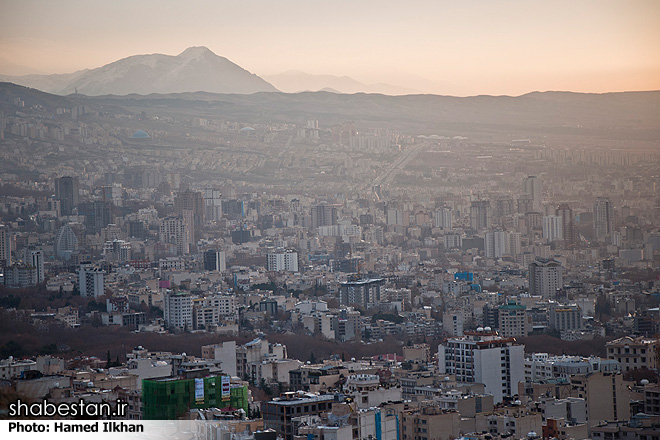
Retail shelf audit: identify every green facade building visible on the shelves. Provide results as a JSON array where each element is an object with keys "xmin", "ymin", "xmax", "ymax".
[{"xmin": 142, "ymin": 375, "xmax": 248, "ymax": 419}]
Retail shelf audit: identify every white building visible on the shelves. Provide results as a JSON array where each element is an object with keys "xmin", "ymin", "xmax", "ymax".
[
  {"xmin": 508, "ymin": 231, "xmax": 522, "ymax": 257},
  {"xmin": 204, "ymin": 188, "xmax": 223, "ymax": 222},
  {"xmin": 54, "ymin": 223, "xmax": 78, "ymax": 260},
  {"xmin": 528, "ymin": 257, "xmax": 563, "ymax": 298},
  {"xmin": 79, "ymin": 264, "xmax": 105, "ymax": 297},
  {"xmin": 434, "ymin": 207, "xmax": 453, "ymax": 230},
  {"xmin": 542, "ymin": 215, "xmax": 564, "ymax": 243},
  {"xmin": 202, "ymin": 341, "xmax": 237, "ymax": 377},
  {"xmin": 159, "ymin": 216, "xmax": 189, "ymax": 255},
  {"xmin": 438, "ymin": 329, "xmax": 524, "ymax": 403},
  {"xmin": 344, "ymin": 374, "xmax": 403, "ymax": 408},
  {"xmin": 524, "ymin": 353, "xmax": 620, "ymax": 382},
  {"xmin": 484, "ymin": 230, "xmax": 509, "ymax": 259},
  {"xmin": 103, "ymin": 239, "xmax": 131, "ymax": 262},
  {"xmin": 443, "ymin": 311, "xmax": 465, "ymax": 336},
  {"xmin": 267, "ymin": 251, "xmax": 299, "ymax": 272},
  {"xmin": 0, "ymin": 358, "xmax": 38, "ymax": 380},
  {"xmin": 193, "ymin": 293, "xmax": 238, "ymax": 329},
  {"xmin": 443, "ymin": 233, "xmax": 463, "ymax": 250},
  {"xmin": 163, "ymin": 292, "xmax": 193, "ymax": 330},
  {"xmin": 25, "ymin": 249, "xmax": 44, "ymax": 283}
]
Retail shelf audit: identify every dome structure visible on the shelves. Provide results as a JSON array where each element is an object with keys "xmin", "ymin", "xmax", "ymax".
[{"xmin": 130, "ymin": 130, "xmax": 151, "ymax": 139}]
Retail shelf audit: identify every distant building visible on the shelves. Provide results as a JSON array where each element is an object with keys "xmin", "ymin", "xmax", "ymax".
[
  {"xmin": 484, "ymin": 229, "xmax": 509, "ymax": 259},
  {"xmin": 470, "ymin": 200, "xmax": 491, "ymax": 231},
  {"xmin": 103, "ymin": 239, "xmax": 131, "ymax": 263},
  {"xmin": 54, "ymin": 223, "xmax": 78, "ymax": 260},
  {"xmin": 201, "ymin": 341, "xmax": 237, "ymax": 377},
  {"xmin": 203, "ymin": 188, "xmax": 222, "ymax": 221},
  {"xmin": 498, "ymin": 300, "xmax": 531, "ymax": 338},
  {"xmin": 443, "ymin": 311, "xmax": 465, "ymax": 336},
  {"xmin": 339, "ymin": 278, "xmax": 385, "ymax": 309},
  {"xmin": 400, "ymin": 403, "xmax": 460, "ymax": 440},
  {"xmin": 163, "ymin": 292, "xmax": 193, "ymax": 331},
  {"xmin": 528, "ymin": 257, "xmax": 563, "ymax": 299},
  {"xmin": 55, "ymin": 176, "xmax": 79, "ymax": 216},
  {"xmin": 174, "ymin": 189, "xmax": 204, "ymax": 242},
  {"xmin": 606, "ymin": 336, "xmax": 659, "ymax": 372},
  {"xmin": 522, "ymin": 175, "xmax": 542, "ymax": 212},
  {"xmin": 570, "ymin": 372, "xmax": 632, "ymax": 426},
  {"xmin": 438, "ymin": 329, "xmax": 524, "ymax": 403},
  {"xmin": 593, "ymin": 197, "xmax": 614, "ymax": 242},
  {"xmin": 548, "ymin": 304, "xmax": 583, "ymax": 332},
  {"xmin": 78, "ymin": 200, "xmax": 112, "ymax": 235},
  {"xmin": 3, "ymin": 264, "xmax": 38, "ymax": 288},
  {"xmin": 556, "ymin": 203, "xmax": 577, "ymax": 248},
  {"xmin": 142, "ymin": 375, "xmax": 247, "ymax": 419},
  {"xmin": 542, "ymin": 215, "xmax": 563, "ymax": 243},
  {"xmin": 310, "ymin": 202, "xmax": 337, "ymax": 229},
  {"xmin": 0, "ymin": 224, "xmax": 11, "ymax": 266},
  {"xmin": 267, "ymin": 251, "xmax": 299, "ymax": 272},
  {"xmin": 78, "ymin": 263, "xmax": 104, "ymax": 297},
  {"xmin": 159, "ymin": 216, "xmax": 190, "ymax": 255},
  {"xmin": 261, "ymin": 393, "xmax": 336, "ymax": 440},
  {"xmin": 524, "ymin": 352, "xmax": 620, "ymax": 383},
  {"xmin": 203, "ymin": 249, "xmax": 226, "ymax": 272},
  {"xmin": 193, "ymin": 294, "xmax": 237, "ymax": 330},
  {"xmin": 231, "ymin": 228, "xmax": 251, "ymax": 245},
  {"xmin": 24, "ymin": 249, "xmax": 44, "ymax": 283},
  {"xmin": 443, "ymin": 233, "xmax": 462, "ymax": 250},
  {"xmin": 434, "ymin": 207, "xmax": 453, "ymax": 229}
]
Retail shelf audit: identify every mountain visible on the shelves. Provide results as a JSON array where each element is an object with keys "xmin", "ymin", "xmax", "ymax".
[
  {"xmin": 262, "ymin": 70, "xmax": 421, "ymax": 95},
  {"xmin": 3, "ymin": 81, "xmax": 658, "ymax": 141},
  {"xmin": 0, "ymin": 47, "xmax": 278, "ymax": 96},
  {"xmin": 53, "ymin": 87, "xmax": 659, "ymax": 140},
  {"xmin": 0, "ymin": 82, "xmax": 75, "ymax": 112},
  {"xmin": 0, "ymin": 70, "xmax": 89, "ymax": 95},
  {"xmin": 0, "ymin": 57, "xmax": 45, "ymax": 76}
]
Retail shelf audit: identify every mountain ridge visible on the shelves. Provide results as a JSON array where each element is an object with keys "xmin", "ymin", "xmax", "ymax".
[
  {"xmin": 3, "ymin": 82, "xmax": 657, "ymax": 140},
  {"xmin": 262, "ymin": 70, "xmax": 421, "ymax": 95},
  {"xmin": 0, "ymin": 47, "xmax": 278, "ymax": 96}
]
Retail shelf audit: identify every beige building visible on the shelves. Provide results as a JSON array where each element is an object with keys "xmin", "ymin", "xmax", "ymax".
[
  {"xmin": 543, "ymin": 417, "xmax": 589, "ymax": 440},
  {"xmin": 400, "ymin": 403, "xmax": 460, "ymax": 440},
  {"xmin": 473, "ymin": 408, "xmax": 542, "ymax": 439},
  {"xmin": 403, "ymin": 344, "xmax": 431, "ymax": 363},
  {"xmin": 498, "ymin": 301, "xmax": 531, "ymax": 338},
  {"xmin": 606, "ymin": 336, "xmax": 659, "ymax": 372},
  {"xmin": 570, "ymin": 372, "xmax": 633, "ymax": 426}
]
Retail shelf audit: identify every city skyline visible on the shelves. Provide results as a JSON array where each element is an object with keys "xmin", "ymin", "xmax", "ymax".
[{"xmin": 1, "ymin": 0, "xmax": 659, "ymax": 96}]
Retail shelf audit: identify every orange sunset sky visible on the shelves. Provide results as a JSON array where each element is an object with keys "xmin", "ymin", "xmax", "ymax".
[{"xmin": 1, "ymin": 0, "xmax": 659, "ymax": 96}]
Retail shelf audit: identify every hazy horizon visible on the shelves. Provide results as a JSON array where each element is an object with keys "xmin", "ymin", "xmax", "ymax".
[{"xmin": 1, "ymin": 0, "xmax": 660, "ymax": 96}]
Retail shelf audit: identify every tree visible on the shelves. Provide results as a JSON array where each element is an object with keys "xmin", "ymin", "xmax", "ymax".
[
  {"xmin": 0, "ymin": 340, "xmax": 24, "ymax": 358},
  {"xmin": 39, "ymin": 344, "xmax": 58, "ymax": 355}
]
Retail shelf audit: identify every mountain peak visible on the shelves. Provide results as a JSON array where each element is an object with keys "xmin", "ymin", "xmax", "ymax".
[{"xmin": 178, "ymin": 46, "xmax": 215, "ymax": 59}]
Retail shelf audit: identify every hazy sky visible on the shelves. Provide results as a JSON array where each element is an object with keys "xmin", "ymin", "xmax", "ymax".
[{"xmin": 1, "ymin": 0, "xmax": 659, "ymax": 96}]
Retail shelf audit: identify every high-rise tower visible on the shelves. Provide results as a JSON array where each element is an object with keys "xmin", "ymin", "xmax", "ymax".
[
  {"xmin": 522, "ymin": 175, "xmax": 542, "ymax": 212},
  {"xmin": 556, "ymin": 203, "xmax": 576, "ymax": 248},
  {"xmin": 470, "ymin": 200, "xmax": 491, "ymax": 231},
  {"xmin": 593, "ymin": 198, "xmax": 614, "ymax": 242},
  {"xmin": 55, "ymin": 176, "xmax": 80, "ymax": 216}
]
